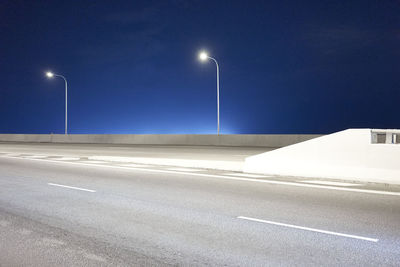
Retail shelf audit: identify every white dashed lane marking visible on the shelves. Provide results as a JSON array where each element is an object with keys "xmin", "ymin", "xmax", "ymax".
[
  {"xmin": 48, "ymin": 183, "xmax": 96, "ymax": 193},
  {"xmin": 238, "ymin": 216, "xmax": 379, "ymax": 242}
]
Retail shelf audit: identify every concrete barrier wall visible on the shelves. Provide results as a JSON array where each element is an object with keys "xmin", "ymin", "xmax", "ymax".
[{"xmin": 0, "ymin": 134, "xmax": 321, "ymax": 148}]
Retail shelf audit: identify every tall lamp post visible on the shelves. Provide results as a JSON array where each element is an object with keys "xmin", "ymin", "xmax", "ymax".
[
  {"xmin": 46, "ymin": 71, "xmax": 68, "ymax": 135},
  {"xmin": 198, "ymin": 51, "xmax": 220, "ymax": 135}
]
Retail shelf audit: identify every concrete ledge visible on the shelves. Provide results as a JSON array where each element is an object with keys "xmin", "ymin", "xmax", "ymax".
[{"xmin": 0, "ymin": 134, "xmax": 321, "ymax": 148}]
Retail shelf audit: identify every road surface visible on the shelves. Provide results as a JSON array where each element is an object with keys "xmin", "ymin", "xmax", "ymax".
[{"xmin": 0, "ymin": 148, "xmax": 400, "ymax": 266}]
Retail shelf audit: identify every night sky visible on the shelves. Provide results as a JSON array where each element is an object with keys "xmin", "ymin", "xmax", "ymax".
[{"xmin": 1, "ymin": 0, "xmax": 399, "ymax": 134}]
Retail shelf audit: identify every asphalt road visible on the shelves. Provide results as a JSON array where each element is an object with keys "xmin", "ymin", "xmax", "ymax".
[{"xmin": 1, "ymin": 153, "xmax": 400, "ymax": 266}]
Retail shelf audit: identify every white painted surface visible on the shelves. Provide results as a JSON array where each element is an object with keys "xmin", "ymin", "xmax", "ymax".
[
  {"xmin": 237, "ymin": 216, "xmax": 378, "ymax": 242},
  {"xmin": 23, "ymin": 155, "xmax": 49, "ymax": 159},
  {"xmin": 48, "ymin": 183, "xmax": 96, "ymax": 192},
  {"xmin": 244, "ymin": 129, "xmax": 400, "ymax": 184},
  {"xmin": 89, "ymin": 156, "xmax": 243, "ymax": 171},
  {"xmin": 51, "ymin": 157, "xmax": 81, "ymax": 161},
  {"xmin": 223, "ymin": 173, "xmax": 270, "ymax": 178},
  {"xmin": 78, "ymin": 160, "xmax": 107, "ymax": 164},
  {"xmin": 118, "ymin": 164, "xmax": 152, "ymax": 168},
  {"xmin": 166, "ymin": 167, "xmax": 203, "ymax": 172},
  {"xmin": 301, "ymin": 180, "xmax": 362, "ymax": 187}
]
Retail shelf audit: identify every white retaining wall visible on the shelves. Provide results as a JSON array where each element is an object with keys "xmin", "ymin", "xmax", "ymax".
[{"xmin": 244, "ymin": 129, "xmax": 400, "ymax": 184}]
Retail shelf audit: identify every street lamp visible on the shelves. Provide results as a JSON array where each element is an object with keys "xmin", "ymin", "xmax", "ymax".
[
  {"xmin": 46, "ymin": 71, "xmax": 68, "ymax": 135},
  {"xmin": 198, "ymin": 51, "xmax": 220, "ymax": 135}
]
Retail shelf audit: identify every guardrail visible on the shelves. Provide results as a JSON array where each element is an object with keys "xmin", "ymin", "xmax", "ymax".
[{"xmin": 371, "ymin": 129, "xmax": 400, "ymax": 144}]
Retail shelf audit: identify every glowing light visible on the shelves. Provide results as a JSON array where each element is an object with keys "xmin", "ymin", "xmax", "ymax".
[
  {"xmin": 46, "ymin": 71, "xmax": 54, "ymax": 78},
  {"xmin": 199, "ymin": 51, "xmax": 208, "ymax": 61}
]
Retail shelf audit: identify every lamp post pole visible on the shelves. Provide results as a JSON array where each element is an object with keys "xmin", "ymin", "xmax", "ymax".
[
  {"xmin": 199, "ymin": 52, "xmax": 220, "ymax": 135},
  {"xmin": 46, "ymin": 72, "xmax": 68, "ymax": 135}
]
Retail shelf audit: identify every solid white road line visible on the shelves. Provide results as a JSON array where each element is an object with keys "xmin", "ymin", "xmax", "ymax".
[
  {"xmin": 223, "ymin": 173, "xmax": 271, "ymax": 178},
  {"xmin": 118, "ymin": 163, "xmax": 152, "ymax": 168},
  {"xmin": 301, "ymin": 180, "xmax": 362, "ymax": 187},
  {"xmin": 51, "ymin": 157, "xmax": 81, "ymax": 161},
  {"xmin": 166, "ymin": 167, "xmax": 204, "ymax": 172},
  {"xmin": 78, "ymin": 160, "xmax": 108, "ymax": 164},
  {"xmin": 23, "ymin": 155, "xmax": 49, "ymax": 159},
  {"xmin": 48, "ymin": 183, "xmax": 96, "ymax": 193},
  {"xmin": 237, "ymin": 216, "xmax": 379, "ymax": 242},
  {"xmin": 3, "ymin": 156, "xmax": 400, "ymax": 196}
]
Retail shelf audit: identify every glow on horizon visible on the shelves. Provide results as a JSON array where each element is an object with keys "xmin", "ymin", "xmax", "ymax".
[{"xmin": 69, "ymin": 124, "xmax": 237, "ymax": 135}]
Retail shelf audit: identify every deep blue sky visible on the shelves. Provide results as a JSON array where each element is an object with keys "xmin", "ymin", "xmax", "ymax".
[{"xmin": 1, "ymin": 0, "xmax": 399, "ymax": 134}]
